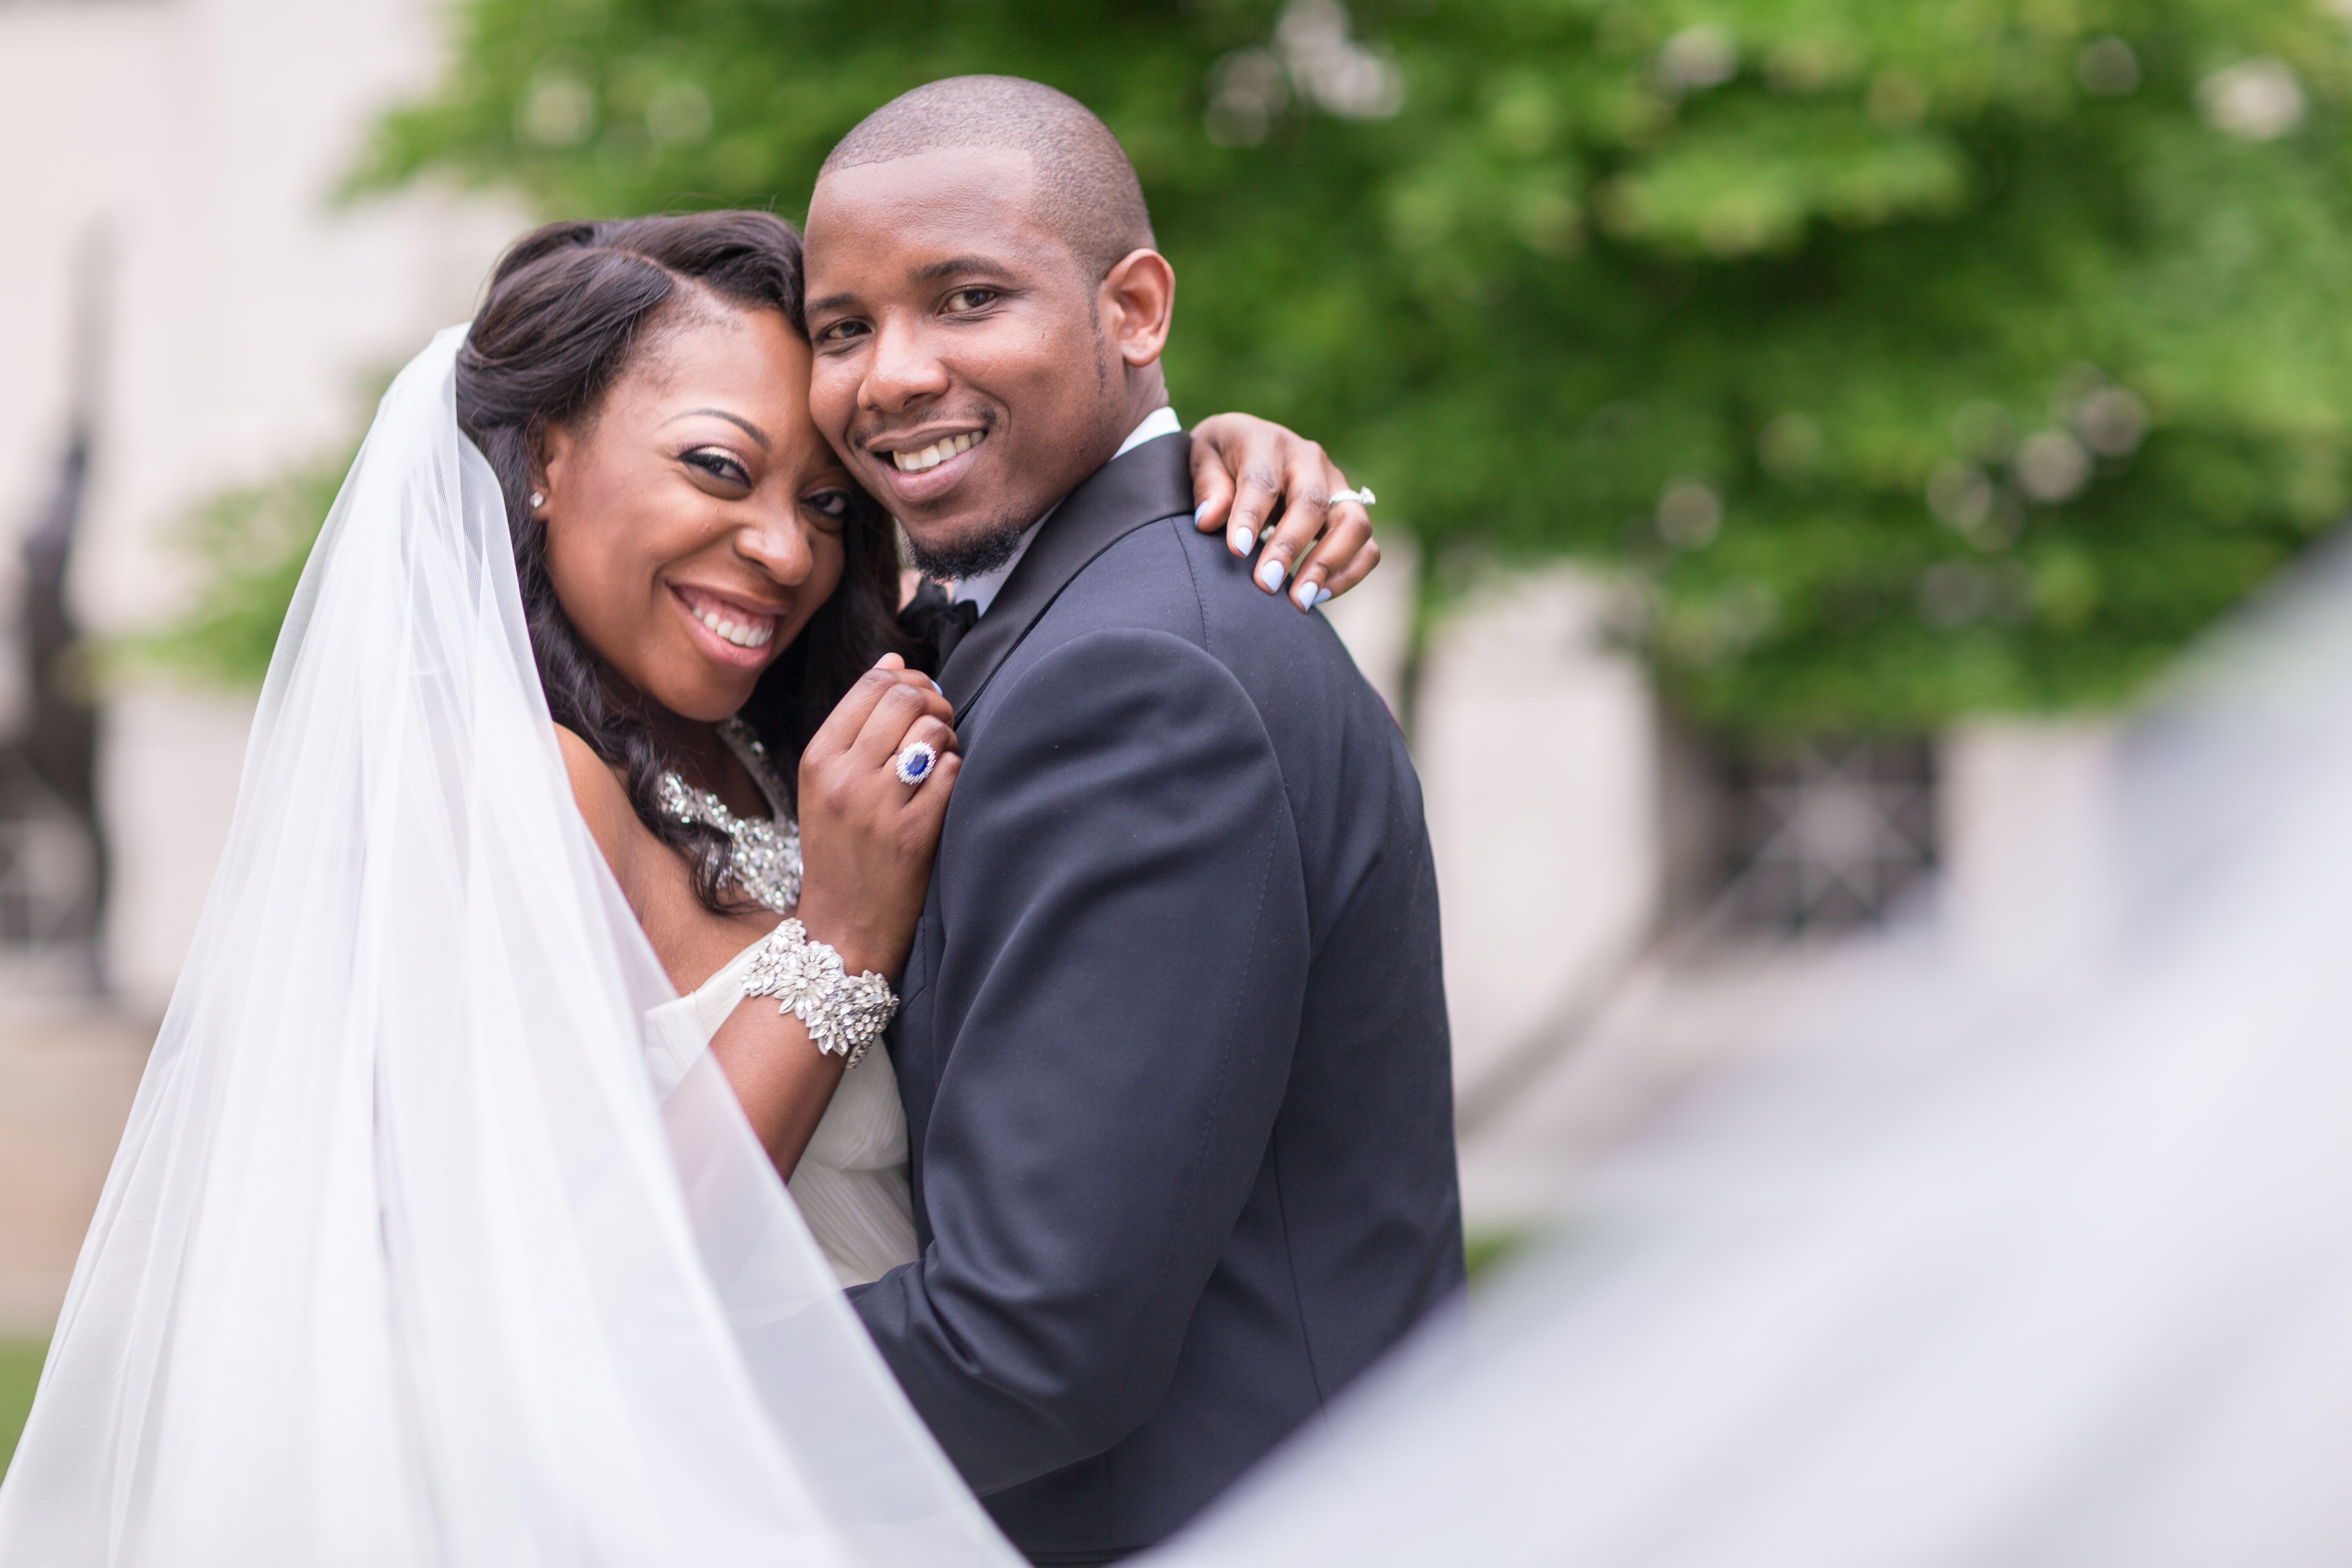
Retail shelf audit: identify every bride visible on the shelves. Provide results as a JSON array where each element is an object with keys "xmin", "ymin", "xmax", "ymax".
[{"xmin": 0, "ymin": 210, "xmax": 1380, "ymax": 1566}]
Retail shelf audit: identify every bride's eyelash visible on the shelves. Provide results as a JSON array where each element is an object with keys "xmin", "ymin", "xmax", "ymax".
[
  {"xmin": 683, "ymin": 448, "xmax": 749, "ymax": 486},
  {"xmin": 804, "ymin": 490, "xmax": 852, "ymax": 527}
]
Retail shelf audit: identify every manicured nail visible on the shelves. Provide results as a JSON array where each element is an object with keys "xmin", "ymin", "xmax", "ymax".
[
  {"xmin": 1229, "ymin": 523, "xmax": 1254, "ymax": 553},
  {"xmin": 1258, "ymin": 557, "xmax": 1288, "ymax": 590},
  {"xmin": 1313, "ymin": 586, "xmax": 1334, "ymax": 608},
  {"xmin": 1194, "ymin": 502, "xmax": 1210, "ymax": 526},
  {"xmin": 1294, "ymin": 579, "xmax": 1318, "ymax": 609}
]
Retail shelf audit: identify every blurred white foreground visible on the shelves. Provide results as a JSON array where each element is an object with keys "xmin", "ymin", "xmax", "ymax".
[{"xmin": 1158, "ymin": 532, "xmax": 2352, "ymax": 1567}]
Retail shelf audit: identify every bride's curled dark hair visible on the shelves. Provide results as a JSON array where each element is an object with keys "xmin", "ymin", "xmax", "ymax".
[{"xmin": 455, "ymin": 211, "xmax": 909, "ymax": 911}]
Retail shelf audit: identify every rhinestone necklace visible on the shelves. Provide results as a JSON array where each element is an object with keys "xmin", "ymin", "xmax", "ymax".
[{"xmin": 656, "ymin": 717, "xmax": 802, "ymax": 913}]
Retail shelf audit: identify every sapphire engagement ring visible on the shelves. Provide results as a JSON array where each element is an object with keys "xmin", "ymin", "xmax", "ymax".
[{"xmin": 893, "ymin": 741, "xmax": 938, "ymax": 786}]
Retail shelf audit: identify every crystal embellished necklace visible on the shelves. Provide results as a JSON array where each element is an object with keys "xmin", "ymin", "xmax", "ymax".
[{"xmin": 656, "ymin": 717, "xmax": 803, "ymax": 913}]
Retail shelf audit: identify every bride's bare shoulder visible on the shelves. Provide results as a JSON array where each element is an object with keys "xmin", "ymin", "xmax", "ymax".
[{"xmin": 557, "ymin": 726, "xmax": 652, "ymax": 873}]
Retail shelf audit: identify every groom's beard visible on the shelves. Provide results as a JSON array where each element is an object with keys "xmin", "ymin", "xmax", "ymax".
[{"xmin": 905, "ymin": 511, "xmax": 1031, "ymax": 583}]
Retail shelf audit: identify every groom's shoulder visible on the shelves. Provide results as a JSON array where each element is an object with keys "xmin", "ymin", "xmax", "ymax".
[
  {"xmin": 1025, "ymin": 516, "xmax": 1387, "ymax": 745},
  {"xmin": 1055, "ymin": 513, "xmax": 1356, "ymax": 668}
]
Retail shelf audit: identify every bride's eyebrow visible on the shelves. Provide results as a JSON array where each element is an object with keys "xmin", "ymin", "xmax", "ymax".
[{"xmin": 660, "ymin": 408, "xmax": 772, "ymax": 451}]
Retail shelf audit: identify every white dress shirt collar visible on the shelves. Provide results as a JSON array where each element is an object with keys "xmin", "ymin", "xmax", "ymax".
[
  {"xmin": 1114, "ymin": 404, "xmax": 1185, "ymax": 458},
  {"xmin": 952, "ymin": 406, "xmax": 1183, "ymax": 618}
]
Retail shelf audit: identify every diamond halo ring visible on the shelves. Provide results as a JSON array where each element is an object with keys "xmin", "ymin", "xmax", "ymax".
[{"xmin": 893, "ymin": 740, "xmax": 939, "ymax": 786}]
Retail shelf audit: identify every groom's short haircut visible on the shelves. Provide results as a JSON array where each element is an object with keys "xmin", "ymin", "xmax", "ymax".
[{"xmin": 820, "ymin": 76, "xmax": 1156, "ymax": 281}]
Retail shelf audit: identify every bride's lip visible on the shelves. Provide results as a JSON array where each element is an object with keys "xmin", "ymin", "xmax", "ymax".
[{"xmin": 671, "ymin": 584, "xmax": 784, "ymax": 669}]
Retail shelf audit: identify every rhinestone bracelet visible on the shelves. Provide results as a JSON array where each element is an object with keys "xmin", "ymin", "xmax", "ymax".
[{"xmin": 740, "ymin": 918, "xmax": 897, "ymax": 1069}]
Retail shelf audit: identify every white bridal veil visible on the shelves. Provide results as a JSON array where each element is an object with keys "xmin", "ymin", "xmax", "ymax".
[
  {"xmin": 0, "ymin": 329, "xmax": 1014, "ymax": 1568},
  {"xmin": 8, "ymin": 321, "xmax": 2352, "ymax": 1567}
]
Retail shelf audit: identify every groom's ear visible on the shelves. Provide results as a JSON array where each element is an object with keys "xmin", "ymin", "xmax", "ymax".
[{"xmin": 1097, "ymin": 249, "xmax": 1174, "ymax": 371}]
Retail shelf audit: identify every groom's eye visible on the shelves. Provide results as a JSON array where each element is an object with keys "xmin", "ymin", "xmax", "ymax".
[{"xmin": 944, "ymin": 287, "xmax": 998, "ymax": 313}]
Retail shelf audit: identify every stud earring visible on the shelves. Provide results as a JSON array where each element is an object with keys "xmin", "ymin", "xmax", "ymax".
[{"xmin": 529, "ymin": 490, "xmax": 546, "ymax": 510}]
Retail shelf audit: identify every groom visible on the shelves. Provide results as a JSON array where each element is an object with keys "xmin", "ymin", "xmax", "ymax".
[{"xmin": 803, "ymin": 76, "xmax": 1462, "ymax": 1564}]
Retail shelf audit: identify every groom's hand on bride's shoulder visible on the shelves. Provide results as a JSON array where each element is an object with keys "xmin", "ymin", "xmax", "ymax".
[
  {"xmin": 1188, "ymin": 414, "xmax": 1381, "ymax": 614},
  {"xmin": 794, "ymin": 655, "xmax": 960, "ymax": 984}
]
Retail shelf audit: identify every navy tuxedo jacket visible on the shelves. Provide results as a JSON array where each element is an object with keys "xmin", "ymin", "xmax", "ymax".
[{"xmin": 852, "ymin": 432, "xmax": 1463, "ymax": 1565}]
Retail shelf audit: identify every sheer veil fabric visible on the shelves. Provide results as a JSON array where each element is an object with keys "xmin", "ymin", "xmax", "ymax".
[{"xmin": 0, "ymin": 330, "xmax": 1016, "ymax": 1568}]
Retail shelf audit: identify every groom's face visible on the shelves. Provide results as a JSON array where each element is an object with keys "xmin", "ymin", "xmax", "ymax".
[{"xmin": 804, "ymin": 148, "xmax": 1127, "ymax": 568}]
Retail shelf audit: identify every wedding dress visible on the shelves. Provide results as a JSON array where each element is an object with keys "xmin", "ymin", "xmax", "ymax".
[
  {"xmin": 9, "ymin": 319, "xmax": 2352, "ymax": 1568},
  {"xmin": 644, "ymin": 940, "xmax": 916, "ymax": 1287},
  {"xmin": 636, "ymin": 713, "xmax": 918, "ymax": 1290}
]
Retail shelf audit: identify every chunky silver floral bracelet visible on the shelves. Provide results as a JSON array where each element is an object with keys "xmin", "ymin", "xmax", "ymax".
[{"xmin": 740, "ymin": 918, "xmax": 898, "ymax": 1069}]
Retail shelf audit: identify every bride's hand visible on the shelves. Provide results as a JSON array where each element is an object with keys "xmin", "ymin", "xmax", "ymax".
[
  {"xmin": 793, "ymin": 653, "xmax": 960, "ymax": 983},
  {"xmin": 1188, "ymin": 414, "xmax": 1381, "ymax": 613}
]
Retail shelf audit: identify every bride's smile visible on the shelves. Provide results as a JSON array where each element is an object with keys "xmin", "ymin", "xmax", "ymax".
[{"xmin": 673, "ymin": 583, "xmax": 783, "ymax": 656}]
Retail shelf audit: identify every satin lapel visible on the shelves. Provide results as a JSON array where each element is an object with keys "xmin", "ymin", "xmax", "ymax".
[{"xmin": 937, "ymin": 432, "xmax": 1193, "ymax": 719}]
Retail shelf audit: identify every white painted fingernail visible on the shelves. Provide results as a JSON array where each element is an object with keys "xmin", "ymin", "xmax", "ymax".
[
  {"xmin": 1313, "ymin": 586, "xmax": 1334, "ymax": 608},
  {"xmin": 1229, "ymin": 523, "xmax": 1254, "ymax": 553},
  {"xmin": 1258, "ymin": 557, "xmax": 1287, "ymax": 590},
  {"xmin": 1294, "ymin": 580, "xmax": 1317, "ymax": 609},
  {"xmin": 1194, "ymin": 502, "xmax": 1209, "ymax": 525}
]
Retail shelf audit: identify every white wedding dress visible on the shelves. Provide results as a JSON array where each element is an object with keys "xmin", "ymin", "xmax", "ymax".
[
  {"xmin": 9, "ymin": 323, "xmax": 2352, "ymax": 1568},
  {"xmin": 644, "ymin": 941, "xmax": 916, "ymax": 1287}
]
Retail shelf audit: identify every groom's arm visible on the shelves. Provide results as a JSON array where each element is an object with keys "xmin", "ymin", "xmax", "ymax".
[{"xmin": 851, "ymin": 626, "xmax": 1310, "ymax": 1496}]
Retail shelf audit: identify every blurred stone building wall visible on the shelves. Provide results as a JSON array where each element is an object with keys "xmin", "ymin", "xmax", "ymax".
[{"xmin": 1, "ymin": 0, "xmax": 521, "ymax": 1012}]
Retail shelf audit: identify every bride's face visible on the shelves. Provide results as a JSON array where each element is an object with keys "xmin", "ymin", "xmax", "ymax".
[{"xmin": 537, "ymin": 301, "xmax": 855, "ymax": 725}]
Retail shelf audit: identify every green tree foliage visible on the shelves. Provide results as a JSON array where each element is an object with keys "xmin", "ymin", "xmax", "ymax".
[
  {"xmin": 0, "ymin": 1337, "xmax": 44, "ymax": 1479},
  {"xmin": 352, "ymin": 0, "xmax": 2352, "ymax": 732}
]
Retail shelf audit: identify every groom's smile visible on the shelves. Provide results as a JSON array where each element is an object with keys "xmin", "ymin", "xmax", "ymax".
[
  {"xmin": 803, "ymin": 143, "xmax": 1172, "ymax": 579},
  {"xmin": 867, "ymin": 419, "xmax": 995, "ymax": 508},
  {"xmin": 886, "ymin": 427, "xmax": 985, "ymax": 475}
]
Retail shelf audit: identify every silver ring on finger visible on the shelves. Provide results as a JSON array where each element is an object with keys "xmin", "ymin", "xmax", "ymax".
[
  {"xmin": 893, "ymin": 740, "xmax": 939, "ymax": 787},
  {"xmin": 1261, "ymin": 487, "xmax": 1374, "ymax": 543}
]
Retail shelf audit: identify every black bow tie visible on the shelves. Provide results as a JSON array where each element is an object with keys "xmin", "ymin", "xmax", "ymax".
[{"xmin": 900, "ymin": 580, "xmax": 981, "ymax": 667}]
